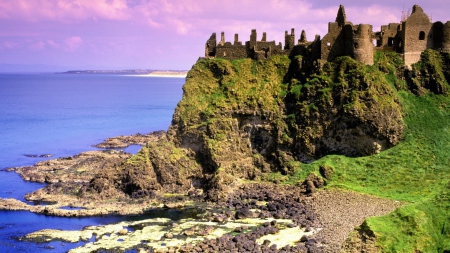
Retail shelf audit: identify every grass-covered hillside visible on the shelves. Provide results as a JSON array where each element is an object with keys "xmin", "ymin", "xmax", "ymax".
[{"xmin": 282, "ymin": 50, "xmax": 450, "ymax": 252}]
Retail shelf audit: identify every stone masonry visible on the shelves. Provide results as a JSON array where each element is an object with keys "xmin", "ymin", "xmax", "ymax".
[{"xmin": 205, "ymin": 5, "xmax": 450, "ymax": 67}]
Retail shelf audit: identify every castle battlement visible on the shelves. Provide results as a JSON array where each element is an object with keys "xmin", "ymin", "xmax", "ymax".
[{"xmin": 205, "ymin": 4, "xmax": 450, "ymax": 66}]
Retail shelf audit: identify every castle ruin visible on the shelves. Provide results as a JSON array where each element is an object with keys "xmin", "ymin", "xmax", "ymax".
[{"xmin": 204, "ymin": 4, "xmax": 450, "ymax": 67}]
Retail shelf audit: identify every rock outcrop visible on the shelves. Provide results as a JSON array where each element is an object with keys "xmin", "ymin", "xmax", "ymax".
[
  {"xmin": 94, "ymin": 130, "xmax": 166, "ymax": 148},
  {"xmin": 85, "ymin": 53, "xmax": 407, "ymax": 201}
]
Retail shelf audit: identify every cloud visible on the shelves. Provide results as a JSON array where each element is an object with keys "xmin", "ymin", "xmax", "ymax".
[
  {"xmin": 47, "ymin": 40, "xmax": 59, "ymax": 48},
  {"xmin": 65, "ymin": 36, "xmax": 83, "ymax": 51},
  {"xmin": 1, "ymin": 0, "xmax": 447, "ymax": 39},
  {"xmin": 0, "ymin": 0, "xmax": 131, "ymax": 21},
  {"xmin": 3, "ymin": 41, "xmax": 18, "ymax": 49}
]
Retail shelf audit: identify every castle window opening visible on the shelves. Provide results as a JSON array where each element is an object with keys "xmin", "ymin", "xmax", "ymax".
[
  {"xmin": 373, "ymin": 39, "xmax": 378, "ymax": 47},
  {"xmin": 354, "ymin": 42, "xmax": 358, "ymax": 48},
  {"xmin": 419, "ymin": 31, "xmax": 426, "ymax": 40},
  {"xmin": 327, "ymin": 42, "xmax": 331, "ymax": 47},
  {"xmin": 388, "ymin": 37, "xmax": 394, "ymax": 46}
]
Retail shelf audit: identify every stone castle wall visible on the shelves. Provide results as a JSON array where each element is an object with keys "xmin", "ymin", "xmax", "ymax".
[
  {"xmin": 443, "ymin": 22, "xmax": 450, "ymax": 53},
  {"xmin": 402, "ymin": 5, "xmax": 433, "ymax": 66},
  {"xmin": 205, "ymin": 4, "xmax": 449, "ymax": 67}
]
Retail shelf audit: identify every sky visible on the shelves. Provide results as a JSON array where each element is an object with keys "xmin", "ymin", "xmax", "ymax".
[{"xmin": 1, "ymin": 0, "xmax": 449, "ymax": 71}]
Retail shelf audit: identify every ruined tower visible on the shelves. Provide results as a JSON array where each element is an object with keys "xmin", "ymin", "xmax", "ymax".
[
  {"xmin": 284, "ymin": 28, "xmax": 296, "ymax": 51},
  {"xmin": 250, "ymin": 29, "xmax": 257, "ymax": 49},
  {"xmin": 205, "ymin": 33, "xmax": 217, "ymax": 58},
  {"xmin": 353, "ymin": 24, "xmax": 374, "ymax": 65},
  {"xmin": 402, "ymin": 5, "xmax": 433, "ymax": 66},
  {"xmin": 299, "ymin": 30, "xmax": 308, "ymax": 44}
]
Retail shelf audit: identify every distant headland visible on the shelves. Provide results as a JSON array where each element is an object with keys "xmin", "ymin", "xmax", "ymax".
[{"xmin": 60, "ymin": 69, "xmax": 188, "ymax": 77}]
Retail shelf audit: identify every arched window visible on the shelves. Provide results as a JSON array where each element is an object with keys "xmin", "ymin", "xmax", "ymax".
[{"xmin": 419, "ymin": 31, "xmax": 426, "ymax": 40}]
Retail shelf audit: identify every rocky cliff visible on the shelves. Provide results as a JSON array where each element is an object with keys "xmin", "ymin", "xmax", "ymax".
[{"xmin": 84, "ymin": 52, "xmax": 410, "ymax": 201}]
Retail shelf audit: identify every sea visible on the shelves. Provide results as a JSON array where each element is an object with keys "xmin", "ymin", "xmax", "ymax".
[{"xmin": 0, "ymin": 73, "xmax": 185, "ymax": 252}]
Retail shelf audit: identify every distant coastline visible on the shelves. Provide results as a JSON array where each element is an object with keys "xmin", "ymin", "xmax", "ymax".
[
  {"xmin": 60, "ymin": 69, "xmax": 187, "ymax": 77},
  {"xmin": 146, "ymin": 71, "xmax": 187, "ymax": 78}
]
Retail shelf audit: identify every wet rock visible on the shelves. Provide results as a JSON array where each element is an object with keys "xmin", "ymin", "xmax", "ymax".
[{"xmin": 24, "ymin": 154, "xmax": 53, "ymax": 158}]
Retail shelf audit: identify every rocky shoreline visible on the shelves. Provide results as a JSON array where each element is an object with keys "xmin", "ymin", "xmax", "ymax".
[
  {"xmin": 93, "ymin": 130, "xmax": 166, "ymax": 149},
  {"xmin": 9, "ymin": 183, "xmax": 402, "ymax": 253},
  {"xmin": 0, "ymin": 131, "xmax": 403, "ymax": 252}
]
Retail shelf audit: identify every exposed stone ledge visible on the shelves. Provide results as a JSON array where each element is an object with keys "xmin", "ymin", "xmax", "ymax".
[{"xmin": 93, "ymin": 130, "xmax": 166, "ymax": 148}]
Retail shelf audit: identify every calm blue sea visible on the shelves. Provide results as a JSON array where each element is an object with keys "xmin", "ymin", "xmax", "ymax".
[{"xmin": 0, "ymin": 73, "xmax": 184, "ymax": 252}]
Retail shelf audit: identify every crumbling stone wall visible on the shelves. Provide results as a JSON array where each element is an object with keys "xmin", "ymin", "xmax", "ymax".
[
  {"xmin": 205, "ymin": 29, "xmax": 293, "ymax": 61},
  {"xmin": 320, "ymin": 22, "xmax": 346, "ymax": 63},
  {"xmin": 375, "ymin": 23, "xmax": 402, "ymax": 51},
  {"xmin": 204, "ymin": 4, "xmax": 449, "ymax": 67},
  {"xmin": 319, "ymin": 6, "xmax": 374, "ymax": 65},
  {"xmin": 443, "ymin": 22, "xmax": 450, "ymax": 53}
]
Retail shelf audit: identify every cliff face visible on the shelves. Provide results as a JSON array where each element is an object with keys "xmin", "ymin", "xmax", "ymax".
[
  {"xmin": 285, "ymin": 55, "xmax": 404, "ymax": 162},
  {"xmin": 92, "ymin": 53, "xmax": 403, "ymax": 200},
  {"xmin": 85, "ymin": 49, "xmax": 448, "ymax": 202},
  {"xmin": 166, "ymin": 57, "xmax": 292, "ymax": 199}
]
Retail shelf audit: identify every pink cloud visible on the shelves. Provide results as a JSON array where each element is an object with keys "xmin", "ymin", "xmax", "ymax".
[
  {"xmin": 0, "ymin": 0, "xmax": 423, "ymax": 40},
  {"xmin": 0, "ymin": 0, "xmax": 131, "ymax": 21},
  {"xmin": 65, "ymin": 36, "xmax": 83, "ymax": 51},
  {"xmin": 47, "ymin": 40, "xmax": 59, "ymax": 48},
  {"xmin": 3, "ymin": 41, "xmax": 19, "ymax": 49}
]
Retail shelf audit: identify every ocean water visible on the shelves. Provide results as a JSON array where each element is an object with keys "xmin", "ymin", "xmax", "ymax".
[{"xmin": 0, "ymin": 73, "xmax": 184, "ymax": 252}]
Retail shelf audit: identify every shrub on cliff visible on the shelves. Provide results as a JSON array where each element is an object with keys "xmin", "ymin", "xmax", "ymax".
[{"xmin": 407, "ymin": 49, "xmax": 450, "ymax": 95}]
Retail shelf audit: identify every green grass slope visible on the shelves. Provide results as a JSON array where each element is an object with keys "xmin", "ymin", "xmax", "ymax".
[{"xmin": 282, "ymin": 51, "xmax": 450, "ymax": 252}]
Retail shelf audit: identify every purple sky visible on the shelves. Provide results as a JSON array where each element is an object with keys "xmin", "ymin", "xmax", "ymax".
[{"xmin": 1, "ymin": 0, "xmax": 449, "ymax": 71}]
